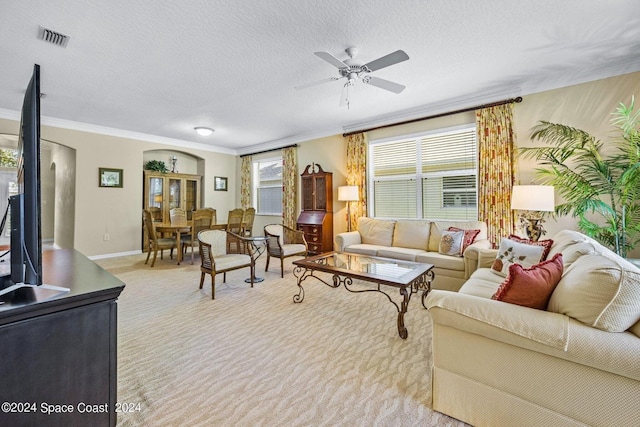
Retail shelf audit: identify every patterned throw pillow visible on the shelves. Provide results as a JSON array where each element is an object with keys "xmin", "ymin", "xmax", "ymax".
[
  {"xmin": 449, "ymin": 227, "xmax": 481, "ymax": 253},
  {"xmin": 508, "ymin": 234, "xmax": 554, "ymax": 260},
  {"xmin": 491, "ymin": 238, "xmax": 545, "ymax": 277},
  {"xmin": 438, "ymin": 230, "xmax": 465, "ymax": 256},
  {"xmin": 492, "ymin": 253, "xmax": 563, "ymax": 310}
]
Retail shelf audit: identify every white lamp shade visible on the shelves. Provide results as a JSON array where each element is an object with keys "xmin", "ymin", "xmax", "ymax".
[
  {"xmin": 338, "ymin": 186, "xmax": 359, "ymax": 202},
  {"xmin": 511, "ymin": 185, "xmax": 555, "ymax": 211}
]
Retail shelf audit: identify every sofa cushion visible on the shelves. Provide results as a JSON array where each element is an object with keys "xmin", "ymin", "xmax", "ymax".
[
  {"xmin": 548, "ymin": 254, "xmax": 640, "ymax": 332},
  {"xmin": 450, "ymin": 227, "xmax": 481, "ymax": 253},
  {"xmin": 630, "ymin": 320, "xmax": 640, "ymax": 337},
  {"xmin": 392, "ymin": 220, "xmax": 430, "ymax": 250},
  {"xmin": 357, "ymin": 217, "xmax": 395, "ymax": 246},
  {"xmin": 547, "ymin": 229, "xmax": 590, "ymax": 258},
  {"xmin": 491, "ymin": 238, "xmax": 545, "ymax": 277},
  {"xmin": 376, "ymin": 247, "xmax": 426, "ymax": 261},
  {"xmin": 416, "ymin": 252, "xmax": 465, "ymax": 271},
  {"xmin": 342, "ymin": 244, "xmax": 380, "ymax": 257},
  {"xmin": 508, "ymin": 234, "xmax": 553, "ymax": 260},
  {"xmin": 459, "ymin": 268, "xmax": 503, "ymax": 298},
  {"xmin": 438, "ymin": 230, "xmax": 465, "ymax": 256},
  {"xmin": 492, "ymin": 253, "xmax": 563, "ymax": 310},
  {"xmin": 428, "ymin": 221, "xmax": 488, "ymax": 252}
]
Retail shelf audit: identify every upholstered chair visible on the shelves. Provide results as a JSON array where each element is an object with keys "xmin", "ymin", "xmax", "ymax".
[
  {"xmin": 198, "ymin": 229, "xmax": 255, "ymax": 300},
  {"xmin": 264, "ymin": 224, "xmax": 308, "ymax": 277}
]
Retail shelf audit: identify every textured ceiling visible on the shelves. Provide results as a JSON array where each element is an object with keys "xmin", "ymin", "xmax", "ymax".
[{"xmin": 1, "ymin": 0, "xmax": 639, "ymax": 155}]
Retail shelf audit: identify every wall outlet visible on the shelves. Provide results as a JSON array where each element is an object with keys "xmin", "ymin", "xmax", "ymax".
[{"xmin": 103, "ymin": 233, "xmax": 110, "ymax": 241}]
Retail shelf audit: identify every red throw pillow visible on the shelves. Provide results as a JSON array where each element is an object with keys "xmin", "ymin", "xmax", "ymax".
[
  {"xmin": 448, "ymin": 227, "xmax": 481, "ymax": 253},
  {"xmin": 508, "ymin": 234, "xmax": 553, "ymax": 260},
  {"xmin": 492, "ymin": 253, "xmax": 563, "ymax": 310}
]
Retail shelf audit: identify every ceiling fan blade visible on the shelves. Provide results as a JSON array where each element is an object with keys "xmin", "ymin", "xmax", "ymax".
[
  {"xmin": 362, "ymin": 76, "xmax": 406, "ymax": 94},
  {"xmin": 363, "ymin": 50, "xmax": 409, "ymax": 72},
  {"xmin": 295, "ymin": 77, "xmax": 341, "ymax": 90},
  {"xmin": 314, "ymin": 51, "xmax": 349, "ymax": 69}
]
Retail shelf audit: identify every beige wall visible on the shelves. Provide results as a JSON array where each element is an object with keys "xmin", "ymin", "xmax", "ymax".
[
  {"xmin": 0, "ymin": 70, "xmax": 638, "ymax": 257},
  {"xmin": 0, "ymin": 118, "xmax": 237, "ymax": 257}
]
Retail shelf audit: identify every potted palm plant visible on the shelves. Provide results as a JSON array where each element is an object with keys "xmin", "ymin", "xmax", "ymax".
[{"xmin": 520, "ymin": 97, "xmax": 640, "ymax": 257}]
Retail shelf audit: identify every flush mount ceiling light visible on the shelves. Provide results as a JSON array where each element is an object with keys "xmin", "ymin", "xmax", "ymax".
[{"xmin": 194, "ymin": 127, "xmax": 214, "ymax": 136}]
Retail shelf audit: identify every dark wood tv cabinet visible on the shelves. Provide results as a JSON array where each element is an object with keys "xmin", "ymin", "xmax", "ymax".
[{"xmin": 0, "ymin": 249, "xmax": 125, "ymax": 427}]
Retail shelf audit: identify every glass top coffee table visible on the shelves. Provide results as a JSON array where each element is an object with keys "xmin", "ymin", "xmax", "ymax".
[{"xmin": 292, "ymin": 252, "xmax": 434, "ymax": 339}]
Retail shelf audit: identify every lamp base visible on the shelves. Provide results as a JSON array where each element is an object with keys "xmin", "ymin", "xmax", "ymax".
[{"xmin": 523, "ymin": 218, "xmax": 545, "ymax": 242}]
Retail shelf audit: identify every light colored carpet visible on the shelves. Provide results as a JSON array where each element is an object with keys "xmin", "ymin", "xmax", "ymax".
[{"xmin": 97, "ymin": 252, "xmax": 468, "ymax": 427}]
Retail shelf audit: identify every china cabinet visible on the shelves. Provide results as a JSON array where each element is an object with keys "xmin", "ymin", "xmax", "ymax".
[{"xmin": 143, "ymin": 171, "xmax": 201, "ymax": 249}]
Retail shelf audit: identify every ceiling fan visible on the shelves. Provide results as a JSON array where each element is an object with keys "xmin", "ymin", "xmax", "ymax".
[{"xmin": 295, "ymin": 47, "xmax": 410, "ymax": 108}]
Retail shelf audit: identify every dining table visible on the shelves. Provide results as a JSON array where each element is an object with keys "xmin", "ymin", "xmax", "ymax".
[{"xmin": 155, "ymin": 223, "xmax": 191, "ymax": 265}]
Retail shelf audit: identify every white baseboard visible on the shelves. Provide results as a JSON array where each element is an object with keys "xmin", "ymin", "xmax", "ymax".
[{"xmin": 88, "ymin": 250, "xmax": 142, "ymax": 260}]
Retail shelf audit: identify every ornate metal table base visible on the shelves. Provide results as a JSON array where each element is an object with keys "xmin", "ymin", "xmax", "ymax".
[{"xmin": 293, "ymin": 266, "xmax": 433, "ymax": 339}]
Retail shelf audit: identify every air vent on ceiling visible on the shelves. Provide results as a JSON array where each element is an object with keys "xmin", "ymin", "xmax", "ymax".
[{"xmin": 38, "ymin": 26, "xmax": 70, "ymax": 47}]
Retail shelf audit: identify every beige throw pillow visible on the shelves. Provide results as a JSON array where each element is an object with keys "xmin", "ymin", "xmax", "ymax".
[
  {"xmin": 548, "ymin": 254, "xmax": 640, "ymax": 332},
  {"xmin": 438, "ymin": 230, "xmax": 464, "ymax": 256},
  {"xmin": 392, "ymin": 220, "xmax": 430, "ymax": 250},
  {"xmin": 491, "ymin": 238, "xmax": 545, "ymax": 277}
]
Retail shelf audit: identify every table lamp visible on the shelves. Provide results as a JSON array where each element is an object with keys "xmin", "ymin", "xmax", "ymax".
[
  {"xmin": 511, "ymin": 185, "xmax": 555, "ymax": 241},
  {"xmin": 338, "ymin": 185, "xmax": 359, "ymax": 232}
]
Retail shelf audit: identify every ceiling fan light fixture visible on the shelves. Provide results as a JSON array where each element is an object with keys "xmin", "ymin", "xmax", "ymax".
[{"xmin": 194, "ymin": 127, "xmax": 214, "ymax": 136}]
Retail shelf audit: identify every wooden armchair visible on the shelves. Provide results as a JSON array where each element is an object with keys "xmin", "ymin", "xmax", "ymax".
[
  {"xmin": 143, "ymin": 209, "xmax": 176, "ymax": 267},
  {"xmin": 264, "ymin": 224, "xmax": 308, "ymax": 277},
  {"xmin": 198, "ymin": 229, "xmax": 255, "ymax": 300}
]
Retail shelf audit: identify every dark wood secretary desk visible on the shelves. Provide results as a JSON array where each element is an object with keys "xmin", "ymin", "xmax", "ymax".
[
  {"xmin": 0, "ymin": 249, "xmax": 125, "ymax": 427},
  {"xmin": 297, "ymin": 163, "xmax": 333, "ymax": 255}
]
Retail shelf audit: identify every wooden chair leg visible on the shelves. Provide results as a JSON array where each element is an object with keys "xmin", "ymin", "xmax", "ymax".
[
  {"xmin": 199, "ymin": 272, "xmax": 205, "ymax": 289},
  {"xmin": 211, "ymin": 273, "xmax": 216, "ymax": 300},
  {"xmin": 145, "ymin": 247, "xmax": 151, "ymax": 265},
  {"xmin": 151, "ymin": 248, "xmax": 158, "ymax": 267},
  {"xmin": 280, "ymin": 257, "xmax": 284, "ymax": 278},
  {"xmin": 265, "ymin": 253, "xmax": 271, "ymax": 272}
]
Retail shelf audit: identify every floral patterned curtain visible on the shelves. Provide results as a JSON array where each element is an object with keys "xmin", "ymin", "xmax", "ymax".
[
  {"xmin": 346, "ymin": 133, "xmax": 368, "ymax": 231},
  {"xmin": 240, "ymin": 155, "xmax": 252, "ymax": 209},
  {"xmin": 282, "ymin": 146, "xmax": 297, "ymax": 228},
  {"xmin": 476, "ymin": 104, "xmax": 518, "ymax": 247}
]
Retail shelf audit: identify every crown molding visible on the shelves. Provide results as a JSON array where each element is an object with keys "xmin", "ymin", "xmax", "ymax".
[{"xmin": 0, "ymin": 108, "xmax": 237, "ymax": 155}]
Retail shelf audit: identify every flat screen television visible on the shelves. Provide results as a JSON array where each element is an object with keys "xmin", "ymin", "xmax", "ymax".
[
  {"xmin": 10, "ymin": 64, "xmax": 43, "ymax": 286},
  {"xmin": 0, "ymin": 64, "xmax": 69, "ymax": 305}
]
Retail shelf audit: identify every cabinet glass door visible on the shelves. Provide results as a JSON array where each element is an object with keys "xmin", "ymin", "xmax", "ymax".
[
  {"xmin": 169, "ymin": 178, "xmax": 182, "ymax": 210},
  {"xmin": 185, "ymin": 179, "xmax": 198, "ymax": 219},
  {"xmin": 148, "ymin": 177, "xmax": 164, "ymax": 222}
]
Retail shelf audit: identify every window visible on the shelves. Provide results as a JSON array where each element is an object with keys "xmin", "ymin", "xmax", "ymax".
[
  {"xmin": 252, "ymin": 157, "xmax": 283, "ymax": 215},
  {"xmin": 369, "ymin": 125, "xmax": 477, "ymax": 220}
]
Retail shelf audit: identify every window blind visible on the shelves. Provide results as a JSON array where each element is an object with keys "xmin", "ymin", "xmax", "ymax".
[{"xmin": 370, "ymin": 125, "xmax": 477, "ymax": 220}]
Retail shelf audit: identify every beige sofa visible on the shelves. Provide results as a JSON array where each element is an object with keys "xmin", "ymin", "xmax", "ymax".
[
  {"xmin": 426, "ymin": 230, "xmax": 640, "ymax": 427},
  {"xmin": 335, "ymin": 217, "xmax": 491, "ymax": 291}
]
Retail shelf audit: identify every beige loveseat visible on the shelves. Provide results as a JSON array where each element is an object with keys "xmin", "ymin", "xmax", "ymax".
[
  {"xmin": 335, "ymin": 217, "xmax": 491, "ymax": 291},
  {"xmin": 426, "ymin": 230, "xmax": 640, "ymax": 427}
]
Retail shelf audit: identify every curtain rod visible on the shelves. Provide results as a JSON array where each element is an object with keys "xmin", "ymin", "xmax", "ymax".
[
  {"xmin": 342, "ymin": 96, "xmax": 523, "ymax": 137},
  {"xmin": 240, "ymin": 143, "xmax": 298, "ymax": 158}
]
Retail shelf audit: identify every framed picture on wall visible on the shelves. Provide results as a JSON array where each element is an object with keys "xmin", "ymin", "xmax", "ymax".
[
  {"xmin": 99, "ymin": 168, "xmax": 123, "ymax": 188},
  {"xmin": 214, "ymin": 176, "xmax": 228, "ymax": 191}
]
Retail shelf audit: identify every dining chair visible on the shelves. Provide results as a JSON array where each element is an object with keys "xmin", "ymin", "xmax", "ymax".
[
  {"xmin": 264, "ymin": 224, "xmax": 308, "ymax": 277},
  {"xmin": 182, "ymin": 208, "xmax": 216, "ymax": 264},
  {"xmin": 226, "ymin": 208, "xmax": 245, "ymax": 252},
  {"xmin": 242, "ymin": 207, "xmax": 256, "ymax": 237},
  {"xmin": 143, "ymin": 209, "xmax": 176, "ymax": 267},
  {"xmin": 198, "ymin": 229, "xmax": 255, "ymax": 300},
  {"xmin": 169, "ymin": 207, "xmax": 188, "ymax": 226}
]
